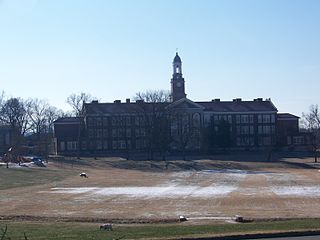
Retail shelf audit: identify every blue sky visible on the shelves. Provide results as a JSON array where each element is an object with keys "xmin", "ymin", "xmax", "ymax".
[{"xmin": 0, "ymin": 0, "xmax": 319, "ymax": 116}]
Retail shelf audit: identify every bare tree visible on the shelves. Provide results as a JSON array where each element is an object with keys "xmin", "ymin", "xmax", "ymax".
[
  {"xmin": 135, "ymin": 90, "xmax": 170, "ymax": 103},
  {"xmin": 302, "ymin": 104, "xmax": 320, "ymax": 162},
  {"xmin": 169, "ymin": 112, "xmax": 199, "ymax": 160},
  {"xmin": 0, "ymin": 97, "xmax": 31, "ymax": 160},
  {"xmin": 0, "ymin": 91, "xmax": 5, "ymax": 110},
  {"xmin": 27, "ymin": 99, "xmax": 62, "ymax": 157},
  {"xmin": 133, "ymin": 90, "xmax": 171, "ymax": 160},
  {"xmin": 0, "ymin": 97, "xmax": 30, "ymax": 135},
  {"xmin": 66, "ymin": 92, "xmax": 94, "ymax": 117},
  {"xmin": 27, "ymin": 99, "xmax": 50, "ymax": 136}
]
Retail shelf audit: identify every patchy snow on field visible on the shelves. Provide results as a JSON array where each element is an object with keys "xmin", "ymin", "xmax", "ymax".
[
  {"xmin": 47, "ymin": 170, "xmax": 320, "ymax": 199},
  {"xmin": 271, "ymin": 186, "xmax": 320, "ymax": 197},
  {"xmin": 51, "ymin": 184, "xmax": 237, "ymax": 199}
]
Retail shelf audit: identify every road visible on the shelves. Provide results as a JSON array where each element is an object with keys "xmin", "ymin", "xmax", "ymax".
[{"xmin": 249, "ymin": 236, "xmax": 320, "ymax": 240}]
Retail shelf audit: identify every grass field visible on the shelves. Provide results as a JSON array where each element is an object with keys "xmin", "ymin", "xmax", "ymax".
[
  {"xmin": 1, "ymin": 154, "xmax": 320, "ymax": 239},
  {"xmin": 0, "ymin": 167, "xmax": 76, "ymax": 190},
  {"xmin": 2, "ymin": 219, "xmax": 320, "ymax": 240}
]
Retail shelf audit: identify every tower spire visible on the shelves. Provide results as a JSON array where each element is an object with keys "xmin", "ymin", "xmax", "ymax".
[{"xmin": 171, "ymin": 52, "xmax": 186, "ymax": 102}]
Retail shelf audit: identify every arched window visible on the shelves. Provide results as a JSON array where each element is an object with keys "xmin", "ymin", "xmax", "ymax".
[{"xmin": 193, "ymin": 113, "xmax": 200, "ymax": 127}]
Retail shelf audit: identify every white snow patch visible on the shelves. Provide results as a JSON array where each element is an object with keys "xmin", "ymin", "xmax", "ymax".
[
  {"xmin": 50, "ymin": 185, "xmax": 237, "ymax": 199},
  {"xmin": 272, "ymin": 186, "xmax": 320, "ymax": 197},
  {"xmin": 52, "ymin": 187, "xmax": 99, "ymax": 194}
]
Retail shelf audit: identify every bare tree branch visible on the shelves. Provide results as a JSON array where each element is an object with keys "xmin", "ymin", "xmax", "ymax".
[{"xmin": 66, "ymin": 92, "xmax": 94, "ymax": 117}]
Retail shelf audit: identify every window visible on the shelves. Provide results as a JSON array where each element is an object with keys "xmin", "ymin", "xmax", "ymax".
[
  {"xmin": 263, "ymin": 126, "xmax": 271, "ymax": 134},
  {"xmin": 135, "ymin": 116, "xmax": 140, "ymax": 125},
  {"xmin": 112, "ymin": 129, "xmax": 117, "ymax": 137},
  {"xmin": 97, "ymin": 129, "xmax": 102, "ymax": 138},
  {"xmin": 204, "ymin": 114, "xmax": 211, "ymax": 126},
  {"xmin": 126, "ymin": 128, "xmax": 131, "ymax": 137},
  {"xmin": 258, "ymin": 115, "xmax": 262, "ymax": 123},
  {"xmin": 135, "ymin": 129, "xmax": 140, "ymax": 137},
  {"xmin": 96, "ymin": 140, "xmax": 102, "ymax": 150},
  {"xmin": 258, "ymin": 137, "xmax": 272, "ymax": 146},
  {"xmin": 214, "ymin": 115, "xmax": 219, "ymax": 123},
  {"xmin": 88, "ymin": 117, "xmax": 94, "ymax": 126},
  {"xmin": 120, "ymin": 116, "xmax": 126, "ymax": 126},
  {"xmin": 96, "ymin": 117, "xmax": 102, "ymax": 127},
  {"xmin": 126, "ymin": 116, "xmax": 131, "ymax": 125},
  {"xmin": 241, "ymin": 115, "xmax": 249, "ymax": 124},
  {"xmin": 60, "ymin": 141, "xmax": 65, "ymax": 151},
  {"xmin": 119, "ymin": 128, "xmax": 125, "ymax": 137},
  {"xmin": 263, "ymin": 136, "xmax": 272, "ymax": 145},
  {"xmin": 112, "ymin": 140, "xmax": 118, "ymax": 149},
  {"xmin": 271, "ymin": 114, "xmax": 275, "ymax": 123},
  {"xmin": 250, "ymin": 126, "xmax": 254, "ymax": 135},
  {"xmin": 67, "ymin": 141, "xmax": 77, "ymax": 151},
  {"xmin": 103, "ymin": 117, "xmax": 108, "ymax": 126},
  {"xmin": 119, "ymin": 140, "xmax": 126, "ymax": 149},
  {"xmin": 88, "ymin": 129, "xmax": 94, "ymax": 138},
  {"xmin": 103, "ymin": 140, "xmax": 108, "ymax": 149},
  {"xmin": 193, "ymin": 113, "xmax": 200, "ymax": 127},
  {"xmin": 293, "ymin": 136, "xmax": 304, "ymax": 145},
  {"xmin": 112, "ymin": 117, "xmax": 118, "ymax": 126},
  {"xmin": 249, "ymin": 115, "xmax": 254, "ymax": 123},
  {"xmin": 81, "ymin": 141, "xmax": 87, "ymax": 150},
  {"xmin": 236, "ymin": 115, "xmax": 241, "ymax": 124},
  {"xmin": 263, "ymin": 114, "xmax": 270, "ymax": 123},
  {"xmin": 127, "ymin": 140, "xmax": 131, "ymax": 149},
  {"xmin": 140, "ymin": 128, "xmax": 146, "ymax": 137},
  {"xmin": 136, "ymin": 139, "xmax": 146, "ymax": 149},
  {"xmin": 242, "ymin": 126, "xmax": 249, "ymax": 134},
  {"xmin": 103, "ymin": 129, "xmax": 108, "ymax": 138}
]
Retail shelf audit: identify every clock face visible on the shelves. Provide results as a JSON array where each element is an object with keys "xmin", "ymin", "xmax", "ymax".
[{"xmin": 176, "ymin": 82, "xmax": 182, "ymax": 87}]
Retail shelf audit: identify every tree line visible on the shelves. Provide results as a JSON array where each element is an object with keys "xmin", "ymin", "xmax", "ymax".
[{"xmin": 0, "ymin": 91, "xmax": 94, "ymax": 158}]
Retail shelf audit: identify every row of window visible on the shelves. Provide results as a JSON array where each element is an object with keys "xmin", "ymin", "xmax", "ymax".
[
  {"xmin": 87, "ymin": 125, "xmax": 276, "ymax": 139},
  {"xmin": 61, "ymin": 139, "xmax": 148, "ymax": 151},
  {"xmin": 60, "ymin": 135, "xmax": 277, "ymax": 151},
  {"xmin": 212, "ymin": 125, "xmax": 275, "ymax": 135},
  {"xmin": 236, "ymin": 136, "xmax": 274, "ymax": 146},
  {"xmin": 287, "ymin": 136, "xmax": 305, "ymax": 145},
  {"xmin": 88, "ymin": 128, "xmax": 147, "ymax": 139},
  {"xmin": 210, "ymin": 114, "xmax": 276, "ymax": 125},
  {"xmin": 87, "ymin": 113, "xmax": 202, "ymax": 129},
  {"xmin": 60, "ymin": 141, "xmax": 78, "ymax": 151},
  {"xmin": 87, "ymin": 116, "xmax": 158, "ymax": 127}
]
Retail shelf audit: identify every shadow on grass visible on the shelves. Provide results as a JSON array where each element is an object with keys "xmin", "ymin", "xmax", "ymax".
[{"xmin": 50, "ymin": 151, "xmax": 318, "ymax": 173}]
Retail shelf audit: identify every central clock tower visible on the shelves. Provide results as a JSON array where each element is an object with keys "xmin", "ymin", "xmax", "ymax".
[{"xmin": 171, "ymin": 52, "xmax": 186, "ymax": 102}]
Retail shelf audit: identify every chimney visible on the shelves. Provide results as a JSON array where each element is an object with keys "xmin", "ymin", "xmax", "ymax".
[
  {"xmin": 114, "ymin": 100, "xmax": 121, "ymax": 104},
  {"xmin": 126, "ymin": 98, "xmax": 130, "ymax": 103},
  {"xmin": 233, "ymin": 98, "xmax": 242, "ymax": 102},
  {"xmin": 136, "ymin": 99, "xmax": 144, "ymax": 104},
  {"xmin": 91, "ymin": 100, "xmax": 98, "ymax": 104},
  {"xmin": 254, "ymin": 98, "xmax": 263, "ymax": 102}
]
